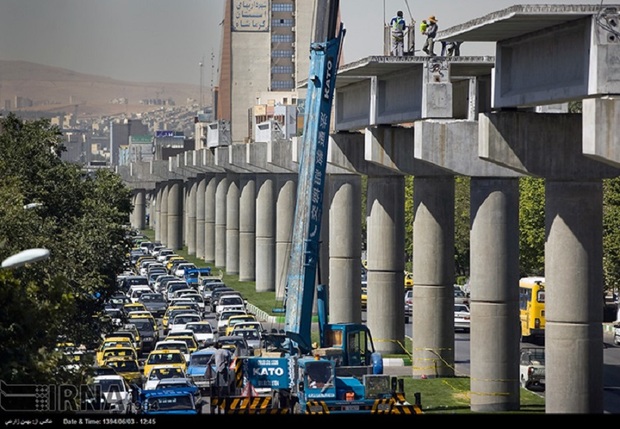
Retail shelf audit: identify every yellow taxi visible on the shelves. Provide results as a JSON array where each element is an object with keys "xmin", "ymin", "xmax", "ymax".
[
  {"xmin": 97, "ymin": 345, "xmax": 138, "ymax": 367},
  {"xmin": 104, "ymin": 356, "xmax": 144, "ymax": 386},
  {"xmin": 224, "ymin": 314, "xmax": 257, "ymax": 336},
  {"xmin": 143, "ymin": 349, "xmax": 187, "ymax": 377},
  {"xmin": 361, "ymin": 284, "xmax": 367, "ymax": 310},
  {"xmin": 95, "ymin": 338, "xmax": 136, "ymax": 366},
  {"xmin": 404, "ymin": 271, "xmax": 414, "ymax": 288},
  {"xmin": 162, "ymin": 305, "xmax": 194, "ymax": 333},
  {"xmin": 164, "ymin": 333, "xmax": 199, "ymax": 354},
  {"xmin": 165, "ymin": 256, "xmax": 187, "ymax": 273},
  {"xmin": 123, "ymin": 302, "xmax": 148, "ymax": 316},
  {"xmin": 127, "ymin": 311, "xmax": 157, "ymax": 329}
]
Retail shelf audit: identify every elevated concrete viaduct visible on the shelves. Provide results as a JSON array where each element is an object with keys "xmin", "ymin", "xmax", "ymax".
[{"xmin": 118, "ymin": 4, "xmax": 620, "ymax": 413}]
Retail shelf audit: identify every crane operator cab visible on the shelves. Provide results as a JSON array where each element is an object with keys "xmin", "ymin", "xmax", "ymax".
[{"xmin": 318, "ymin": 323, "xmax": 383, "ymax": 377}]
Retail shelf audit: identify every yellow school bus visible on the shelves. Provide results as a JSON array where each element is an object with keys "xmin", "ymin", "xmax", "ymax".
[{"xmin": 519, "ymin": 277, "xmax": 546, "ymax": 341}]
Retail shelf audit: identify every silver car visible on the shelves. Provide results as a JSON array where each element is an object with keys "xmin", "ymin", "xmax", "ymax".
[{"xmin": 454, "ymin": 303, "xmax": 471, "ymax": 332}]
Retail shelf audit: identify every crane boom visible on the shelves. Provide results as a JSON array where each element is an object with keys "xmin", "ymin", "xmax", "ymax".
[{"xmin": 284, "ymin": 0, "xmax": 344, "ymax": 354}]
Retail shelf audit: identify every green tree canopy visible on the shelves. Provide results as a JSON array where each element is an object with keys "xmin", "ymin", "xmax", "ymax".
[{"xmin": 0, "ymin": 113, "xmax": 133, "ymax": 384}]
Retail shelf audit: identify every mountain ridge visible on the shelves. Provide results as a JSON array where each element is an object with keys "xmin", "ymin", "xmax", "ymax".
[{"xmin": 0, "ymin": 60, "xmax": 206, "ymax": 118}]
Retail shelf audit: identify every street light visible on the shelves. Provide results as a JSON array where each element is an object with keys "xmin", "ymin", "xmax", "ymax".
[
  {"xmin": 23, "ymin": 202, "xmax": 43, "ymax": 210},
  {"xmin": 1, "ymin": 248, "xmax": 50, "ymax": 269}
]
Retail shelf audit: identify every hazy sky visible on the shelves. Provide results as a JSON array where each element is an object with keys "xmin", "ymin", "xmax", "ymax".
[{"xmin": 0, "ymin": 0, "xmax": 608, "ymax": 85}]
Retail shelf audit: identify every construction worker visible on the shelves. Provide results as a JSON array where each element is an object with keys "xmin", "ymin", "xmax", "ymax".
[
  {"xmin": 419, "ymin": 20, "xmax": 428, "ymax": 35},
  {"xmin": 422, "ymin": 15, "xmax": 438, "ymax": 56},
  {"xmin": 390, "ymin": 10, "xmax": 407, "ymax": 56}
]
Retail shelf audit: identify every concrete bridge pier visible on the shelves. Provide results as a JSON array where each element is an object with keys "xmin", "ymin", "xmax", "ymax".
[
  {"xmin": 256, "ymin": 174, "xmax": 276, "ymax": 293},
  {"xmin": 411, "ymin": 176, "xmax": 455, "ymax": 377},
  {"xmin": 131, "ymin": 189, "xmax": 146, "ymax": 231},
  {"xmin": 328, "ymin": 173, "xmax": 363, "ymax": 324},
  {"xmin": 160, "ymin": 184, "xmax": 169, "ymax": 248},
  {"xmin": 469, "ymin": 177, "xmax": 520, "ymax": 412},
  {"xmin": 204, "ymin": 174, "xmax": 218, "ymax": 264},
  {"xmin": 545, "ymin": 180, "xmax": 604, "ymax": 414},
  {"xmin": 167, "ymin": 179, "xmax": 183, "ymax": 251},
  {"xmin": 154, "ymin": 185, "xmax": 162, "ymax": 243},
  {"xmin": 239, "ymin": 174, "xmax": 256, "ymax": 281},
  {"xmin": 186, "ymin": 178, "xmax": 197, "ymax": 256},
  {"xmin": 226, "ymin": 173, "xmax": 240, "ymax": 275},
  {"xmin": 214, "ymin": 175, "xmax": 228, "ymax": 269},
  {"xmin": 366, "ymin": 174, "xmax": 406, "ymax": 355},
  {"xmin": 195, "ymin": 175, "xmax": 207, "ymax": 260},
  {"xmin": 275, "ymin": 174, "xmax": 296, "ymax": 300}
]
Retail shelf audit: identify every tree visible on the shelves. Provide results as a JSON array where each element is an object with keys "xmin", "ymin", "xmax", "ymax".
[{"xmin": 0, "ymin": 113, "xmax": 133, "ymax": 385}]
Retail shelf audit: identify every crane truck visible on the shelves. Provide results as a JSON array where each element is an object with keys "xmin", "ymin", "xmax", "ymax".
[{"xmin": 195, "ymin": 0, "xmax": 420, "ymax": 415}]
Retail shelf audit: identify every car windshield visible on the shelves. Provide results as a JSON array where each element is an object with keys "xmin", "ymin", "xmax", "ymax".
[
  {"xmin": 108, "ymin": 360, "xmax": 139, "ymax": 372},
  {"xmin": 141, "ymin": 294, "xmax": 165, "ymax": 302},
  {"xmin": 190, "ymin": 354, "xmax": 213, "ymax": 366},
  {"xmin": 148, "ymin": 352, "xmax": 184, "ymax": 365},
  {"xmin": 94, "ymin": 379, "xmax": 125, "ymax": 392},
  {"xmin": 130, "ymin": 319, "xmax": 155, "ymax": 330},
  {"xmin": 188, "ymin": 324, "xmax": 212, "ymax": 334},
  {"xmin": 148, "ymin": 367, "xmax": 185, "ymax": 380}
]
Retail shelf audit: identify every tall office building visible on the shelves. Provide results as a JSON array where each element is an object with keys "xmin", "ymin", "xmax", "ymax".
[{"xmin": 217, "ymin": 0, "xmax": 316, "ymax": 144}]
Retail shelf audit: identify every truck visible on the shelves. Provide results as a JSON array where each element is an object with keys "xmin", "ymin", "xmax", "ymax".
[
  {"xmin": 221, "ymin": 0, "xmax": 416, "ymax": 415},
  {"xmin": 193, "ymin": 0, "xmax": 419, "ymax": 414}
]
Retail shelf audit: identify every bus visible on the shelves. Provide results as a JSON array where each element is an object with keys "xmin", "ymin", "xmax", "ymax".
[{"xmin": 519, "ymin": 276, "xmax": 546, "ymax": 342}]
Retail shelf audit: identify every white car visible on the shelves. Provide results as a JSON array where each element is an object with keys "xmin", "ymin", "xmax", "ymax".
[
  {"xmin": 174, "ymin": 263, "xmax": 197, "ymax": 278},
  {"xmin": 186, "ymin": 321, "xmax": 217, "ymax": 348},
  {"xmin": 168, "ymin": 313, "xmax": 202, "ymax": 334},
  {"xmin": 89, "ymin": 375, "xmax": 133, "ymax": 413},
  {"xmin": 156, "ymin": 249, "xmax": 175, "ymax": 262},
  {"xmin": 454, "ymin": 303, "xmax": 471, "ymax": 332},
  {"xmin": 127, "ymin": 285, "xmax": 153, "ymax": 303},
  {"xmin": 215, "ymin": 294, "xmax": 246, "ymax": 315},
  {"xmin": 153, "ymin": 340, "xmax": 191, "ymax": 364},
  {"xmin": 143, "ymin": 365, "xmax": 188, "ymax": 390},
  {"xmin": 519, "ymin": 347, "xmax": 545, "ymax": 391}
]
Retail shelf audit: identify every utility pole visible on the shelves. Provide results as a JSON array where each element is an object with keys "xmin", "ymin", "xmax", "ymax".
[{"xmin": 199, "ymin": 55, "xmax": 205, "ymax": 113}]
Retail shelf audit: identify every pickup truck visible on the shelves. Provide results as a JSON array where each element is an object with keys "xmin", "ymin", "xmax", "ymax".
[{"xmin": 519, "ymin": 347, "xmax": 545, "ymax": 391}]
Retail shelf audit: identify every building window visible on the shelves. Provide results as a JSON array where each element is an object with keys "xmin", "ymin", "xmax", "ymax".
[
  {"xmin": 272, "ymin": 34, "xmax": 294, "ymax": 43},
  {"xmin": 272, "ymin": 80, "xmax": 295, "ymax": 90},
  {"xmin": 272, "ymin": 3, "xmax": 294, "ymax": 12},
  {"xmin": 272, "ymin": 50, "xmax": 293, "ymax": 58},
  {"xmin": 272, "ymin": 18, "xmax": 294, "ymax": 27},
  {"xmin": 272, "ymin": 65, "xmax": 294, "ymax": 74}
]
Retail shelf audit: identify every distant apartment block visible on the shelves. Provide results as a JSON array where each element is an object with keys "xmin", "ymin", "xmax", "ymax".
[
  {"xmin": 109, "ymin": 119, "xmax": 149, "ymax": 166},
  {"xmin": 218, "ymin": 0, "xmax": 314, "ymax": 144}
]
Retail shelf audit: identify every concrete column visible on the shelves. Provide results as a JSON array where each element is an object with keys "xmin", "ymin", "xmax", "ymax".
[
  {"xmin": 329, "ymin": 174, "xmax": 362, "ymax": 324},
  {"xmin": 204, "ymin": 175, "xmax": 218, "ymax": 264},
  {"xmin": 195, "ymin": 175, "xmax": 207, "ymax": 259},
  {"xmin": 276, "ymin": 174, "xmax": 297, "ymax": 300},
  {"xmin": 167, "ymin": 180, "xmax": 184, "ymax": 251},
  {"xmin": 545, "ymin": 180, "xmax": 604, "ymax": 414},
  {"xmin": 469, "ymin": 178, "xmax": 520, "ymax": 412},
  {"xmin": 147, "ymin": 192, "xmax": 155, "ymax": 230},
  {"xmin": 412, "ymin": 176, "xmax": 455, "ymax": 377},
  {"xmin": 132, "ymin": 189, "xmax": 146, "ymax": 230},
  {"xmin": 154, "ymin": 186, "xmax": 162, "ymax": 242},
  {"xmin": 226, "ymin": 174, "xmax": 240, "ymax": 275},
  {"xmin": 366, "ymin": 175, "xmax": 405, "ymax": 355},
  {"xmin": 215, "ymin": 175, "xmax": 228, "ymax": 269},
  {"xmin": 239, "ymin": 175, "xmax": 256, "ymax": 281},
  {"xmin": 256, "ymin": 175, "xmax": 276, "ymax": 293},
  {"xmin": 186, "ymin": 179, "xmax": 197, "ymax": 256},
  {"xmin": 160, "ymin": 184, "xmax": 169, "ymax": 248}
]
